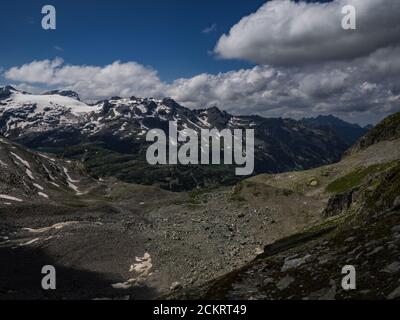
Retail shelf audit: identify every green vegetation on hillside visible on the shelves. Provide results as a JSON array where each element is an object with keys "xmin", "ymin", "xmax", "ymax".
[{"xmin": 325, "ymin": 161, "xmax": 398, "ymax": 194}]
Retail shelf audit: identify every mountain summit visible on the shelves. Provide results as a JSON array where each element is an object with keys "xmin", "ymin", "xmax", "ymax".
[{"xmin": 301, "ymin": 115, "xmax": 369, "ymax": 146}]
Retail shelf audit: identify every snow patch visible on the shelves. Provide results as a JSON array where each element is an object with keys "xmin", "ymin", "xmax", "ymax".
[
  {"xmin": 10, "ymin": 92, "xmax": 99, "ymax": 116},
  {"xmin": 23, "ymin": 221, "xmax": 78, "ymax": 233},
  {"xmin": 112, "ymin": 253, "xmax": 153, "ymax": 289},
  {"xmin": 33, "ymin": 183, "xmax": 44, "ymax": 190},
  {"xmin": 26, "ymin": 169, "xmax": 35, "ymax": 180},
  {"xmin": 63, "ymin": 167, "xmax": 82, "ymax": 195},
  {"xmin": 38, "ymin": 192, "xmax": 49, "ymax": 199},
  {"xmin": 0, "ymin": 194, "xmax": 23, "ymax": 202},
  {"xmin": 0, "ymin": 160, "xmax": 8, "ymax": 167},
  {"xmin": 39, "ymin": 153, "xmax": 56, "ymax": 162},
  {"xmin": 63, "ymin": 167, "xmax": 80, "ymax": 183},
  {"xmin": 10, "ymin": 152, "xmax": 31, "ymax": 168},
  {"xmin": 19, "ymin": 238, "xmax": 40, "ymax": 247}
]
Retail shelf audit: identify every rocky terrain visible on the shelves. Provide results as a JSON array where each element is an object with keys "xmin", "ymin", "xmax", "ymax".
[{"xmin": 169, "ymin": 112, "xmax": 400, "ymax": 300}]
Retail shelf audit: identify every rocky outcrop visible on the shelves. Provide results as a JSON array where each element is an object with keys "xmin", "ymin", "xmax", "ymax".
[
  {"xmin": 323, "ymin": 191, "xmax": 354, "ymax": 217},
  {"xmin": 348, "ymin": 112, "xmax": 400, "ymax": 154}
]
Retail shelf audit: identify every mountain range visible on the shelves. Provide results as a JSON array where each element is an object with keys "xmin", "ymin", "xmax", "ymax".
[
  {"xmin": 301, "ymin": 114, "xmax": 370, "ymax": 146},
  {"xmin": 0, "ymin": 86, "xmax": 368, "ymax": 191}
]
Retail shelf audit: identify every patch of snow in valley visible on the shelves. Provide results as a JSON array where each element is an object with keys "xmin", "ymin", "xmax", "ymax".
[
  {"xmin": 38, "ymin": 192, "xmax": 49, "ymax": 199},
  {"xmin": 63, "ymin": 167, "xmax": 80, "ymax": 183},
  {"xmin": 33, "ymin": 183, "xmax": 44, "ymax": 190},
  {"xmin": 10, "ymin": 152, "xmax": 30, "ymax": 168},
  {"xmin": 19, "ymin": 238, "xmax": 40, "ymax": 247},
  {"xmin": 0, "ymin": 194, "xmax": 23, "ymax": 202},
  {"xmin": 112, "ymin": 253, "xmax": 153, "ymax": 289},
  {"xmin": 39, "ymin": 153, "xmax": 56, "ymax": 162},
  {"xmin": 63, "ymin": 167, "xmax": 83, "ymax": 195},
  {"xmin": 42, "ymin": 165, "xmax": 56, "ymax": 181},
  {"xmin": 26, "ymin": 169, "xmax": 35, "ymax": 180},
  {"xmin": 23, "ymin": 221, "xmax": 78, "ymax": 233},
  {"xmin": 67, "ymin": 181, "xmax": 80, "ymax": 194}
]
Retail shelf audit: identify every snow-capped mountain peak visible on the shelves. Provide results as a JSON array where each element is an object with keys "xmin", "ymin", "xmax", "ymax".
[
  {"xmin": 0, "ymin": 88, "xmax": 101, "ymax": 138},
  {"xmin": 8, "ymin": 91, "xmax": 97, "ymax": 115}
]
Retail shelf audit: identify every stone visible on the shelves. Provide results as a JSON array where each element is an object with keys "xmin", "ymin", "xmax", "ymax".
[
  {"xmin": 276, "ymin": 275, "xmax": 295, "ymax": 291},
  {"xmin": 170, "ymin": 282, "xmax": 182, "ymax": 291},
  {"xmin": 309, "ymin": 178, "xmax": 318, "ymax": 187},
  {"xmin": 387, "ymin": 286, "xmax": 400, "ymax": 300},
  {"xmin": 393, "ymin": 196, "xmax": 400, "ymax": 209},
  {"xmin": 391, "ymin": 225, "xmax": 400, "ymax": 234},
  {"xmin": 382, "ymin": 262, "xmax": 400, "ymax": 274},
  {"xmin": 281, "ymin": 255, "xmax": 311, "ymax": 272}
]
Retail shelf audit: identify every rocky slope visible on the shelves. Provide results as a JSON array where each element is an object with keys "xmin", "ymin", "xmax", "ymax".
[
  {"xmin": 0, "ymin": 86, "xmax": 350, "ymax": 190},
  {"xmin": 1, "ymin": 137, "xmax": 316, "ymax": 299},
  {"xmin": 169, "ymin": 112, "xmax": 400, "ymax": 300},
  {"xmin": 0, "ymin": 135, "xmax": 90, "ymax": 205},
  {"xmin": 349, "ymin": 112, "xmax": 400, "ymax": 153}
]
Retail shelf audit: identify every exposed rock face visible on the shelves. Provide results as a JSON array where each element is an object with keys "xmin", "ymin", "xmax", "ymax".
[
  {"xmin": 324, "ymin": 191, "xmax": 354, "ymax": 217},
  {"xmin": 0, "ymin": 86, "xmax": 16, "ymax": 100},
  {"xmin": 393, "ymin": 196, "xmax": 400, "ymax": 210},
  {"xmin": 349, "ymin": 112, "xmax": 400, "ymax": 154},
  {"xmin": 44, "ymin": 90, "xmax": 81, "ymax": 101}
]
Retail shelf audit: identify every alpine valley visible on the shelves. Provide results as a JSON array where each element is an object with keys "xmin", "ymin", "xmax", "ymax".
[{"xmin": 1, "ymin": 85, "xmax": 399, "ymax": 300}]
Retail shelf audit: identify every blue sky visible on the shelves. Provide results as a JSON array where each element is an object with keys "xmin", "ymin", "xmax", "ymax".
[
  {"xmin": 0, "ymin": 0, "xmax": 398, "ymax": 125},
  {"xmin": 0, "ymin": 0, "xmax": 271, "ymax": 81}
]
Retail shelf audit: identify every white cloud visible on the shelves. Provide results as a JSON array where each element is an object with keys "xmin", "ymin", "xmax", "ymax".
[
  {"xmin": 54, "ymin": 45, "xmax": 63, "ymax": 52},
  {"xmin": 5, "ymin": 59, "xmax": 166, "ymax": 101},
  {"xmin": 214, "ymin": 0, "xmax": 400, "ymax": 65},
  {"xmin": 168, "ymin": 46, "xmax": 400, "ymax": 124},
  {"xmin": 3, "ymin": 48, "xmax": 400, "ymax": 125},
  {"xmin": 5, "ymin": 58, "xmax": 64, "ymax": 84},
  {"xmin": 202, "ymin": 23, "xmax": 217, "ymax": 34}
]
